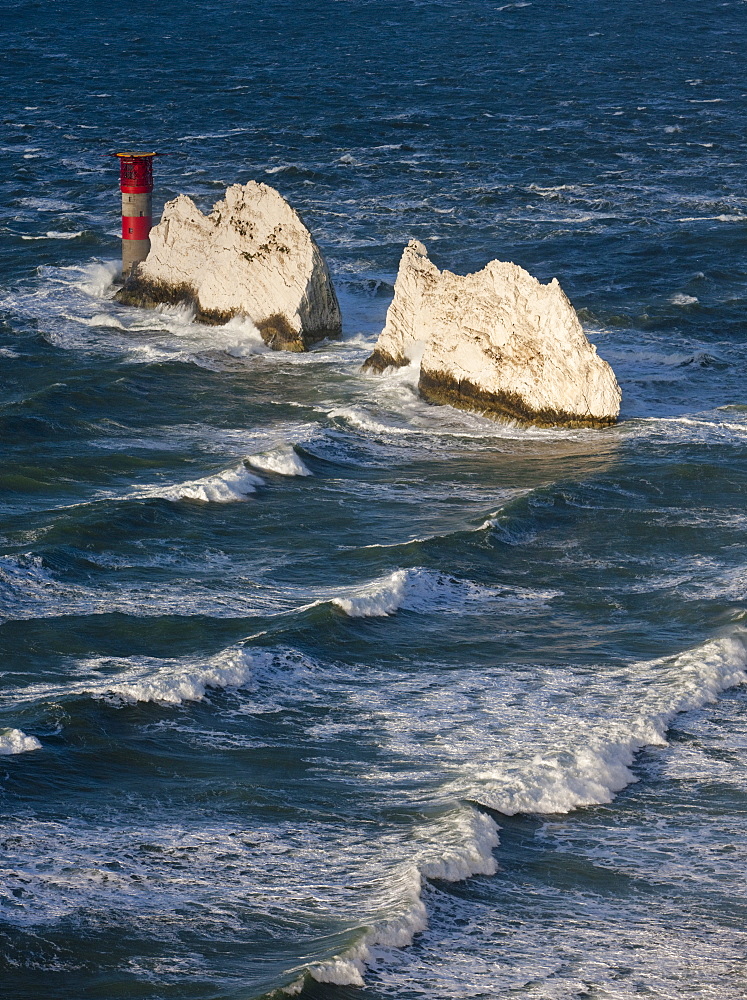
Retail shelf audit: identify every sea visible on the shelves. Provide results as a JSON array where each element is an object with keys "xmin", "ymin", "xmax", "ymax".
[{"xmin": 2, "ymin": 1, "xmax": 747, "ymax": 997}]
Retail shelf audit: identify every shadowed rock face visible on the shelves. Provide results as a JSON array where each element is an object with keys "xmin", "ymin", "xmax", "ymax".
[
  {"xmin": 115, "ymin": 181, "xmax": 342, "ymax": 352},
  {"xmin": 363, "ymin": 240, "xmax": 621, "ymax": 428},
  {"xmin": 418, "ymin": 371, "xmax": 618, "ymax": 429},
  {"xmin": 361, "ymin": 347, "xmax": 406, "ymax": 374}
]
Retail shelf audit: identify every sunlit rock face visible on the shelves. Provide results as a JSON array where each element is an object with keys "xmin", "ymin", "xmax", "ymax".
[
  {"xmin": 364, "ymin": 240, "xmax": 621, "ymax": 428},
  {"xmin": 116, "ymin": 181, "xmax": 342, "ymax": 352}
]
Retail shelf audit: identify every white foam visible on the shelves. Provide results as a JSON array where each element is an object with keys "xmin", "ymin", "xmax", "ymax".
[
  {"xmin": 332, "ymin": 568, "xmax": 412, "ymax": 616},
  {"xmin": 417, "ymin": 808, "xmax": 499, "ymax": 881},
  {"xmin": 247, "ymin": 446, "xmax": 312, "ymax": 477},
  {"xmin": 2, "ymin": 260, "xmax": 274, "ymax": 370},
  {"xmin": 330, "ymin": 567, "xmax": 556, "ymax": 618},
  {"xmin": 0, "ymin": 554, "xmax": 59, "ymax": 618},
  {"xmin": 620, "ymin": 409, "xmax": 747, "ymax": 446},
  {"xmin": 75, "ymin": 312, "xmax": 127, "ymax": 329},
  {"xmin": 18, "ymin": 197, "xmax": 76, "ymax": 211},
  {"xmin": 3, "ymin": 646, "xmax": 325, "ymax": 714},
  {"xmin": 0, "ymin": 728, "xmax": 42, "ymax": 755},
  {"xmin": 75, "ymin": 260, "xmax": 120, "ymax": 299},
  {"xmin": 473, "ymin": 631, "xmax": 747, "ymax": 816},
  {"xmin": 327, "ymin": 395, "xmax": 608, "ymax": 448},
  {"xmin": 147, "ymin": 306, "xmax": 270, "ymax": 359},
  {"xmin": 132, "ymin": 463, "xmax": 264, "ymax": 503},
  {"xmin": 5, "ymin": 630, "xmax": 742, "ymax": 992},
  {"xmin": 310, "ymin": 871, "xmax": 427, "ymax": 987},
  {"xmin": 309, "ymin": 805, "xmax": 500, "ymax": 987},
  {"xmin": 369, "ymin": 858, "xmax": 747, "ymax": 999},
  {"xmin": 670, "ymin": 293, "xmax": 699, "ymax": 305},
  {"xmin": 677, "ymin": 214, "xmax": 747, "ymax": 222},
  {"xmin": 20, "ymin": 230, "xmax": 84, "ymax": 241},
  {"xmin": 300, "ymin": 634, "xmax": 747, "ymax": 991},
  {"xmin": 0, "ymin": 799, "xmax": 409, "ymax": 941},
  {"xmin": 92, "ymin": 647, "xmax": 257, "ymax": 706},
  {"xmin": 1, "ymin": 621, "xmax": 505, "ymax": 988},
  {"xmin": 6, "ymin": 647, "xmax": 259, "ymax": 709},
  {"xmin": 218, "ymin": 315, "xmax": 272, "ymax": 357}
]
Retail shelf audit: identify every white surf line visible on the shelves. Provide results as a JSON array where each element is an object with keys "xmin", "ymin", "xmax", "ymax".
[{"xmin": 289, "ymin": 629, "xmax": 747, "ymax": 990}]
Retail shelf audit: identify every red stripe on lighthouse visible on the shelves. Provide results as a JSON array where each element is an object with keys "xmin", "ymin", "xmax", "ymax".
[{"xmin": 122, "ymin": 216, "xmax": 151, "ymax": 240}]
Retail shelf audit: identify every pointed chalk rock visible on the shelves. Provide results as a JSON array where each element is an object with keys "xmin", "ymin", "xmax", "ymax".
[
  {"xmin": 116, "ymin": 181, "xmax": 342, "ymax": 352},
  {"xmin": 363, "ymin": 241, "xmax": 621, "ymax": 427}
]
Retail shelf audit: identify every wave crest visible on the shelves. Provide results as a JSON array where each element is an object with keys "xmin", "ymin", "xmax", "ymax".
[
  {"xmin": 5, "ymin": 646, "xmax": 266, "ymax": 708},
  {"xmin": 472, "ymin": 631, "xmax": 747, "ymax": 816},
  {"xmin": 309, "ymin": 805, "xmax": 499, "ymax": 987},
  {"xmin": 247, "ymin": 446, "xmax": 312, "ymax": 477},
  {"xmin": 132, "ymin": 463, "xmax": 264, "ymax": 503},
  {"xmin": 331, "ymin": 567, "xmax": 557, "ymax": 618},
  {"xmin": 0, "ymin": 728, "xmax": 42, "ymax": 755}
]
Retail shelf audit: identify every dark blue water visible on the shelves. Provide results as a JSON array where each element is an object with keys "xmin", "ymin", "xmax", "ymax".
[{"xmin": 2, "ymin": 2, "xmax": 747, "ymax": 997}]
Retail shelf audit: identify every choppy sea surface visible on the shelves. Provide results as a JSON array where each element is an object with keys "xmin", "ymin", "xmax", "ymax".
[{"xmin": 2, "ymin": 2, "xmax": 747, "ymax": 997}]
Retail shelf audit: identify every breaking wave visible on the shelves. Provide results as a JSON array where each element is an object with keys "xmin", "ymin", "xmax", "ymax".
[
  {"xmin": 2, "ymin": 629, "xmax": 744, "ymax": 992},
  {"xmin": 247, "ymin": 446, "xmax": 312, "ymax": 477},
  {"xmin": 297, "ymin": 630, "xmax": 747, "ymax": 990},
  {"xmin": 330, "ymin": 567, "xmax": 558, "ymax": 618},
  {"xmin": 467, "ymin": 630, "xmax": 747, "ymax": 816},
  {"xmin": 304, "ymin": 806, "xmax": 499, "ymax": 988},
  {"xmin": 4, "ymin": 646, "xmax": 263, "ymax": 708},
  {"xmin": 90, "ymin": 648, "xmax": 257, "ymax": 706},
  {"xmin": 131, "ymin": 463, "xmax": 264, "ymax": 503},
  {"xmin": 0, "ymin": 728, "xmax": 42, "ymax": 755},
  {"xmin": 20, "ymin": 230, "xmax": 86, "ymax": 241}
]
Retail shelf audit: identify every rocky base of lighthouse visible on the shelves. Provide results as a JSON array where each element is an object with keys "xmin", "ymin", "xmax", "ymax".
[
  {"xmin": 116, "ymin": 277, "xmax": 241, "ymax": 326},
  {"xmin": 115, "ymin": 181, "xmax": 342, "ymax": 352}
]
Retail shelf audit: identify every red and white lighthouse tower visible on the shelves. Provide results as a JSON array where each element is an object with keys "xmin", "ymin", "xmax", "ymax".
[{"xmin": 116, "ymin": 151, "xmax": 157, "ymax": 277}]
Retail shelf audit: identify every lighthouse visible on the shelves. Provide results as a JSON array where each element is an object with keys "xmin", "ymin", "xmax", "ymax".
[{"xmin": 116, "ymin": 151, "xmax": 157, "ymax": 277}]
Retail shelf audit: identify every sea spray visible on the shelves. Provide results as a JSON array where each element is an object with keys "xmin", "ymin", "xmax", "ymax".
[
  {"xmin": 0, "ymin": 728, "xmax": 42, "ymax": 755},
  {"xmin": 247, "ymin": 446, "xmax": 312, "ymax": 476},
  {"xmin": 131, "ymin": 463, "xmax": 264, "ymax": 503}
]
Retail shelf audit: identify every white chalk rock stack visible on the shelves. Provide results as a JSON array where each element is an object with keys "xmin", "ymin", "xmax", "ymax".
[
  {"xmin": 116, "ymin": 181, "xmax": 342, "ymax": 352},
  {"xmin": 363, "ymin": 241, "xmax": 621, "ymax": 427}
]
